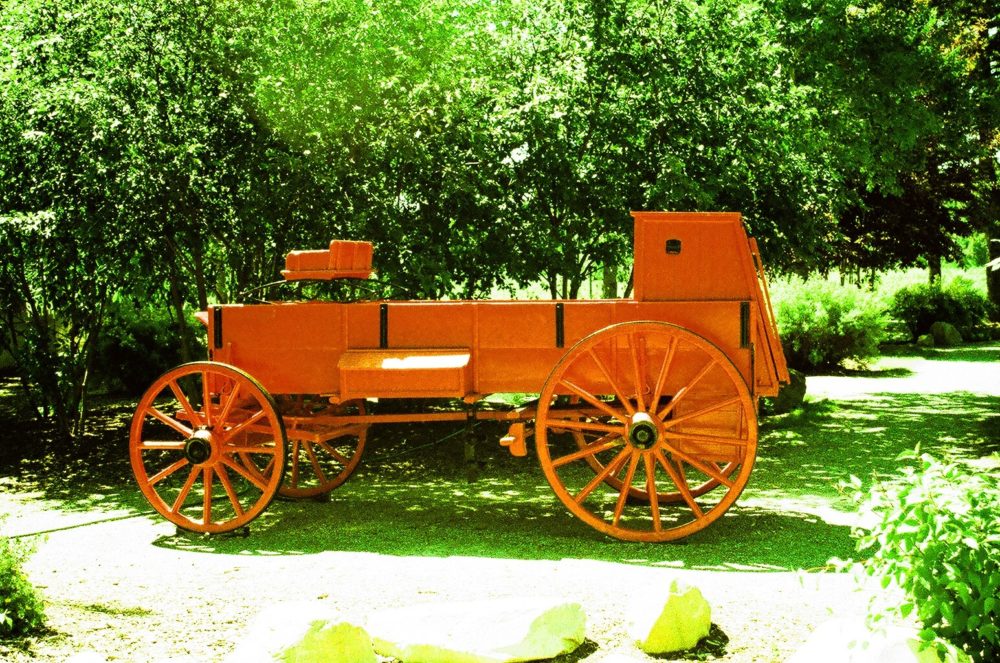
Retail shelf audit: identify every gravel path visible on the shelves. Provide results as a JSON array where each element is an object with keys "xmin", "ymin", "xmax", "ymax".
[{"xmin": 3, "ymin": 509, "xmax": 865, "ymax": 662}]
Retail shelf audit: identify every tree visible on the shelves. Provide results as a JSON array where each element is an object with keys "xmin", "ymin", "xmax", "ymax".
[
  {"xmin": 776, "ymin": 0, "xmax": 993, "ymax": 279},
  {"xmin": 0, "ymin": 0, "xmax": 129, "ymax": 436}
]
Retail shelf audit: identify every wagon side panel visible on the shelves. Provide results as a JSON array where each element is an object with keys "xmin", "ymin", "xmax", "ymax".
[{"xmin": 210, "ymin": 302, "xmax": 345, "ymax": 395}]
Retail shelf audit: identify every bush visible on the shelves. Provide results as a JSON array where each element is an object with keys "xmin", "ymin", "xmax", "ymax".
[
  {"xmin": 890, "ymin": 278, "xmax": 993, "ymax": 340},
  {"xmin": 0, "ymin": 534, "xmax": 45, "ymax": 638},
  {"xmin": 849, "ymin": 454, "xmax": 1000, "ymax": 662},
  {"xmin": 772, "ymin": 277, "xmax": 886, "ymax": 371},
  {"xmin": 92, "ymin": 303, "xmax": 195, "ymax": 395}
]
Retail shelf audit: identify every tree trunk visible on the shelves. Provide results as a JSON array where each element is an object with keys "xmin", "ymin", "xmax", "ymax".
[
  {"xmin": 623, "ymin": 267, "xmax": 634, "ymax": 299},
  {"xmin": 928, "ymin": 254, "xmax": 942, "ymax": 285},
  {"xmin": 602, "ymin": 264, "xmax": 617, "ymax": 298},
  {"xmin": 168, "ymin": 263, "xmax": 196, "ymax": 365}
]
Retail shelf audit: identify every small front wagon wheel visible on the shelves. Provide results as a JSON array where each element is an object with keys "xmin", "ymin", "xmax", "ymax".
[
  {"xmin": 536, "ymin": 321, "xmax": 757, "ymax": 542},
  {"xmin": 129, "ymin": 362, "xmax": 286, "ymax": 534}
]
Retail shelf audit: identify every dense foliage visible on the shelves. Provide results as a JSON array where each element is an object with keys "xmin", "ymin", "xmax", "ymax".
[
  {"xmin": 849, "ymin": 454, "xmax": 1000, "ymax": 663},
  {"xmin": 0, "ymin": 0, "xmax": 996, "ymax": 435},
  {"xmin": 771, "ymin": 277, "xmax": 886, "ymax": 371},
  {"xmin": 0, "ymin": 533, "xmax": 45, "ymax": 638},
  {"xmin": 890, "ymin": 278, "xmax": 995, "ymax": 340}
]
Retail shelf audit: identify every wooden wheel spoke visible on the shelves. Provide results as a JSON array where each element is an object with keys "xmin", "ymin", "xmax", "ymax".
[
  {"xmin": 140, "ymin": 440, "xmax": 186, "ymax": 451},
  {"xmin": 215, "ymin": 464, "xmax": 244, "ymax": 517},
  {"xmin": 613, "ymin": 453, "xmax": 641, "ymax": 526},
  {"xmin": 305, "ymin": 443, "xmax": 327, "ymax": 485},
  {"xmin": 221, "ymin": 409, "xmax": 267, "ymax": 441},
  {"xmin": 171, "ymin": 467, "xmax": 200, "ymax": 514},
  {"xmin": 573, "ymin": 447, "xmax": 631, "ymax": 504},
  {"xmin": 216, "ymin": 382, "xmax": 241, "ymax": 428},
  {"xmin": 662, "ymin": 396, "xmax": 742, "ymax": 429},
  {"xmin": 148, "ymin": 458, "xmax": 188, "ymax": 486},
  {"xmin": 628, "ymin": 333, "xmax": 647, "ymax": 412},
  {"xmin": 552, "ymin": 434, "xmax": 623, "ymax": 468},
  {"xmin": 662, "ymin": 430, "xmax": 749, "ymax": 448},
  {"xmin": 650, "ymin": 337, "xmax": 678, "ymax": 409},
  {"xmin": 645, "ymin": 453, "xmax": 661, "ymax": 531},
  {"xmin": 290, "ymin": 441, "xmax": 301, "ymax": 487},
  {"xmin": 586, "ymin": 348, "xmax": 636, "ymax": 417},
  {"xmin": 147, "ymin": 406, "xmax": 193, "ymax": 438},
  {"xmin": 220, "ymin": 457, "xmax": 268, "ymax": 492},
  {"xmin": 662, "ymin": 445, "xmax": 735, "ymax": 487},
  {"xmin": 654, "ymin": 449, "xmax": 703, "ymax": 519},
  {"xmin": 658, "ymin": 359, "xmax": 718, "ymax": 419},
  {"xmin": 168, "ymin": 380, "xmax": 202, "ymax": 428},
  {"xmin": 545, "ymin": 417, "xmax": 626, "ymax": 436},
  {"xmin": 202, "ymin": 467, "xmax": 213, "ymax": 523},
  {"xmin": 316, "ymin": 441, "xmax": 350, "ymax": 465},
  {"xmin": 202, "ymin": 373, "xmax": 214, "ymax": 429},
  {"xmin": 559, "ymin": 379, "xmax": 626, "ymax": 422}
]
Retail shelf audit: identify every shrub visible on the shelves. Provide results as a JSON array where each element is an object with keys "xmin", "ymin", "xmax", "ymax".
[
  {"xmin": 890, "ymin": 278, "xmax": 993, "ymax": 339},
  {"xmin": 848, "ymin": 454, "xmax": 1000, "ymax": 662},
  {"xmin": 0, "ymin": 533, "xmax": 45, "ymax": 638},
  {"xmin": 772, "ymin": 277, "xmax": 886, "ymax": 371},
  {"xmin": 92, "ymin": 302, "xmax": 195, "ymax": 395}
]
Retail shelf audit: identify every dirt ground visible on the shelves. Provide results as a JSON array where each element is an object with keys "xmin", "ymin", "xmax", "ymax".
[{"xmin": 1, "ymin": 344, "xmax": 997, "ymax": 662}]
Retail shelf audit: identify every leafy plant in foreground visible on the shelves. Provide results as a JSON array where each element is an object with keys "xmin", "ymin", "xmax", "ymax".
[
  {"xmin": 0, "ymin": 532, "xmax": 45, "ymax": 638},
  {"xmin": 847, "ymin": 453, "xmax": 1000, "ymax": 662}
]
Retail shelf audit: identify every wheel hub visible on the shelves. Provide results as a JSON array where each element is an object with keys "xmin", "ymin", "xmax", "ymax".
[
  {"xmin": 184, "ymin": 429, "xmax": 214, "ymax": 465},
  {"xmin": 628, "ymin": 412, "xmax": 659, "ymax": 450}
]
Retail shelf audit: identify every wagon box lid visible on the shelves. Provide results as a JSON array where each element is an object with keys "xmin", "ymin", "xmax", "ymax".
[{"xmin": 281, "ymin": 239, "xmax": 374, "ymax": 281}]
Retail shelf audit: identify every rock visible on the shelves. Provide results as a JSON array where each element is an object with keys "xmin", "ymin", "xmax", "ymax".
[
  {"xmin": 366, "ymin": 597, "xmax": 585, "ymax": 663},
  {"xmin": 626, "ymin": 578, "xmax": 711, "ymax": 654},
  {"xmin": 929, "ymin": 321, "xmax": 963, "ymax": 347},
  {"xmin": 916, "ymin": 334, "xmax": 935, "ymax": 348},
  {"xmin": 770, "ymin": 368, "xmax": 807, "ymax": 414},
  {"xmin": 785, "ymin": 617, "xmax": 970, "ymax": 663},
  {"xmin": 226, "ymin": 601, "xmax": 376, "ymax": 663}
]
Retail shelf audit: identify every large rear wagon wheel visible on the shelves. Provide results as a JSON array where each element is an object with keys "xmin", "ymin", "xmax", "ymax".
[
  {"xmin": 536, "ymin": 321, "xmax": 757, "ymax": 542},
  {"xmin": 129, "ymin": 362, "xmax": 286, "ymax": 534}
]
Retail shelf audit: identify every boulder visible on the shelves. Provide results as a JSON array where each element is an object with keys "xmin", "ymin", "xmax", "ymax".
[
  {"xmin": 226, "ymin": 601, "xmax": 375, "ymax": 663},
  {"xmin": 785, "ymin": 617, "xmax": 969, "ymax": 663},
  {"xmin": 916, "ymin": 334, "xmax": 935, "ymax": 348},
  {"xmin": 929, "ymin": 321, "xmax": 963, "ymax": 347},
  {"xmin": 770, "ymin": 368, "xmax": 807, "ymax": 414},
  {"xmin": 366, "ymin": 597, "xmax": 585, "ymax": 663},
  {"xmin": 626, "ymin": 578, "xmax": 711, "ymax": 654}
]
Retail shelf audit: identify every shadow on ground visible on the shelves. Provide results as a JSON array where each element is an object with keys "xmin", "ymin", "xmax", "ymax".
[{"xmin": 148, "ymin": 476, "xmax": 857, "ymax": 571}]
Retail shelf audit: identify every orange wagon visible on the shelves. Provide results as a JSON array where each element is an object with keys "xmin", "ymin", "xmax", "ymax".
[{"xmin": 129, "ymin": 212, "xmax": 789, "ymax": 542}]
